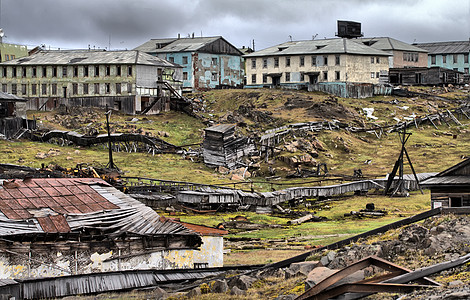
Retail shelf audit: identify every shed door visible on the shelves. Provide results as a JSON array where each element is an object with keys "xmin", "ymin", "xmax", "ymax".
[{"xmin": 450, "ymin": 196, "xmax": 463, "ymax": 207}]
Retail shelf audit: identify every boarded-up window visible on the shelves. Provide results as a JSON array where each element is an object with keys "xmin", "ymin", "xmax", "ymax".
[
  {"xmin": 83, "ymin": 83, "xmax": 88, "ymax": 94},
  {"xmin": 32, "ymin": 84, "xmax": 37, "ymax": 95},
  {"xmin": 72, "ymin": 83, "xmax": 78, "ymax": 95},
  {"xmin": 116, "ymin": 83, "xmax": 121, "ymax": 94},
  {"xmin": 21, "ymin": 84, "xmax": 27, "ymax": 95},
  {"xmin": 52, "ymin": 84, "xmax": 57, "ymax": 95},
  {"xmin": 94, "ymin": 83, "xmax": 100, "ymax": 94},
  {"xmin": 465, "ymin": 54, "xmax": 469, "ymax": 64},
  {"xmin": 12, "ymin": 84, "xmax": 17, "ymax": 94},
  {"xmin": 42, "ymin": 84, "xmax": 47, "ymax": 95}
]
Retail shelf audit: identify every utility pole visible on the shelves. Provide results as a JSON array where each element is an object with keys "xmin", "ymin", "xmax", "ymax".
[{"xmin": 105, "ymin": 109, "xmax": 118, "ymax": 170}]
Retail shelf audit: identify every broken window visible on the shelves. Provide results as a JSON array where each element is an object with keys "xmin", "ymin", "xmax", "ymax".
[
  {"xmin": 2, "ymin": 84, "xmax": 7, "ymax": 93},
  {"xmin": 115, "ymin": 83, "xmax": 121, "ymax": 94},
  {"xmin": 31, "ymin": 84, "xmax": 37, "ymax": 95},
  {"xmin": 106, "ymin": 65, "xmax": 111, "ymax": 76},
  {"xmin": 465, "ymin": 68, "xmax": 469, "ymax": 74},
  {"xmin": 376, "ymin": 72, "xmax": 380, "ymax": 78},
  {"xmin": 453, "ymin": 54, "xmax": 458, "ymax": 64},
  {"xmin": 465, "ymin": 54, "xmax": 469, "ymax": 64},
  {"xmin": 116, "ymin": 65, "xmax": 121, "ymax": 76},
  {"xmin": 95, "ymin": 65, "xmax": 100, "ymax": 77},
  {"xmin": 21, "ymin": 84, "xmax": 27, "ymax": 95},
  {"xmin": 2, "ymin": 67, "xmax": 6, "ymax": 77},
  {"xmin": 376, "ymin": 57, "xmax": 380, "ymax": 63},
  {"xmin": 42, "ymin": 66, "xmax": 47, "ymax": 77},
  {"xmin": 285, "ymin": 72, "xmax": 290, "ymax": 82},
  {"xmin": 274, "ymin": 57, "xmax": 279, "ymax": 67},
  {"xmin": 212, "ymin": 58, "xmax": 218, "ymax": 65},
  {"xmin": 72, "ymin": 83, "xmax": 78, "ymax": 95},
  {"xmin": 182, "ymin": 56, "xmax": 188, "ymax": 64},
  {"xmin": 73, "ymin": 66, "xmax": 78, "ymax": 77},
  {"xmin": 371, "ymin": 57, "xmax": 375, "ymax": 64},
  {"xmin": 105, "ymin": 83, "xmax": 110, "ymax": 94},
  {"xmin": 431, "ymin": 55, "xmax": 436, "ymax": 65},
  {"xmin": 335, "ymin": 55, "xmax": 340, "ymax": 65},
  {"xmin": 251, "ymin": 59, "xmax": 256, "ymax": 69},
  {"xmin": 62, "ymin": 66, "xmax": 67, "ymax": 77},
  {"xmin": 128, "ymin": 83, "xmax": 132, "ymax": 92},
  {"xmin": 52, "ymin": 67, "xmax": 57, "ymax": 77},
  {"xmin": 51, "ymin": 84, "xmax": 57, "ymax": 95},
  {"xmin": 263, "ymin": 58, "xmax": 267, "ymax": 68},
  {"xmin": 323, "ymin": 56, "xmax": 328, "ymax": 66},
  {"xmin": 443, "ymin": 55, "xmax": 447, "ymax": 63},
  {"xmin": 262, "ymin": 74, "xmax": 267, "ymax": 83},
  {"xmin": 11, "ymin": 83, "xmax": 17, "ymax": 94},
  {"xmin": 84, "ymin": 66, "xmax": 89, "ymax": 77},
  {"xmin": 251, "ymin": 74, "xmax": 256, "ymax": 83},
  {"xmin": 323, "ymin": 71, "xmax": 328, "ymax": 81},
  {"xmin": 300, "ymin": 56, "xmax": 305, "ymax": 67},
  {"xmin": 32, "ymin": 66, "xmax": 37, "ymax": 78},
  {"xmin": 168, "ymin": 56, "xmax": 174, "ymax": 63},
  {"xmin": 311, "ymin": 55, "xmax": 317, "ymax": 66},
  {"xmin": 12, "ymin": 67, "xmax": 17, "ymax": 77},
  {"xmin": 371, "ymin": 72, "xmax": 375, "ymax": 78},
  {"xmin": 83, "ymin": 83, "xmax": 88, "ymax": 94},
  {"xmin": 335, "ymin": 71, "xmax": 340, "ymax": 80},
  {"xmin": 42, "ymin": 84, "xmax": 47, "ymax": 95},
  {"xmin": 22, "ymin": 67, "xmax": 26, "ymax": 77},
  {"xmin": 128, "ymin": 66, "xmax": 133, "ymax": 76},
  {"xmin": 94, "ymin": 83, "xmax": 100, "ymax": 94},
  {"xmin": 286, "ymin": 57, "xmax": 291, "ymax": 67},
  {"xmin": 211, "ymin": 72, "xmax": 217, "ymax": 81}
]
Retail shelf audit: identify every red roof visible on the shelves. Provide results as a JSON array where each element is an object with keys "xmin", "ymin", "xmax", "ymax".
[{"xmin": 0, "ymin": 178, "xmax": 119, "ymax": 233}]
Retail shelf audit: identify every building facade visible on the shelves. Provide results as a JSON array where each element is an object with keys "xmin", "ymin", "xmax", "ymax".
[
  {"xmin": 244, "ymin": 38, "xmax": 391, "ymax": 87},
  {"xmin": 358, "ymin": 37, "xmax": 428, "ymax": 68},
  {"xmin": 0, "ymin": 50, "xmax": 183, "ymax": 115},
  {"xmin": 0, "ymin": 42, "xmax": 28, "ymax": 62},
  {"xmin": 413, "ymin": 41, "xmax": 470, "ymax": 75},
  {"xmin": 135, "ymin": 36, "xmax": 243, "ymax": 91}
]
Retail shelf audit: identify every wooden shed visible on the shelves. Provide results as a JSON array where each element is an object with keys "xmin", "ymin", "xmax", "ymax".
[
  {"xmin": 0, "ymin": 91, "xmax": 34, "ymax": 139},
  {"xmin": 420, "ymin": 158, "xmax": 470, "ymax": 208},
  {"xmin": 389, "ymin": 66, "xmax": 464, "ymax": 85},
  {"xmin": 203, "ymin": 124, "xmax": 256, "ymax": 169}
]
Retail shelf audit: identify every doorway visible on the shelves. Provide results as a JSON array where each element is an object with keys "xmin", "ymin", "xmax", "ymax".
[
  {"xmin": 450, "ymin": 196, "xmax": 463, "ymax": 207},
  {"xmin": 63, "ymin": 87, "xmax": 67, "ymax": 98}
]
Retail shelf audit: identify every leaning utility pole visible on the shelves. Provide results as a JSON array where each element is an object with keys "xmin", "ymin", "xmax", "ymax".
[{"xmin": 105, "ymin": 110, "xmax": 118, "ymax": 170}]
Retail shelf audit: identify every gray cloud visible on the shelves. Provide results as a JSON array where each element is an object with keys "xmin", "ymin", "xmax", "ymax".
[{"xmin": 0, "ymin": 0, "xmax": 468, "ymax": 51}]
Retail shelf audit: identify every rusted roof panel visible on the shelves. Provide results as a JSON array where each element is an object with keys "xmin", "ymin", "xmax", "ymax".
[
  {"xmin": 37, "ymin": 216, "xmax": 58, "ymax": 233},
  {"xmin": 178, "ymin": 221, "xmax": 228, "ymax": 236},
  {"xmin": 49, "ymin": 215, "xmax": 71, "ymax": 233}
]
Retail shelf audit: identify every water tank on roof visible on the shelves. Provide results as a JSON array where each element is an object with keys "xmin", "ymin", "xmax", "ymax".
[{"xmin": 336, "ymin": 20, "xmax": 363, "ymax": 39}]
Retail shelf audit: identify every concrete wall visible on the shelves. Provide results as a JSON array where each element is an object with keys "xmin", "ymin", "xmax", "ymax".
[
  {"xmin": 0, "ymin": 43, "xmax": 28, "ymax": 62},
  {"xmin": 193, "ymin": 236, "xmax": 224, "ymax": 267},
  {"xmin": 392, "ymin": 50, "xmax": 428, "ymax": 68},
  {"xmin": 428, "ymin": 53, "xmax": 470, "ymax": 74}
]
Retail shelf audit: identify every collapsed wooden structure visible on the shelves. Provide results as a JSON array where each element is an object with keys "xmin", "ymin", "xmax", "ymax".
[{"xmin": 0, "ymin": 91, "xmax": 35, "ymax": 139}]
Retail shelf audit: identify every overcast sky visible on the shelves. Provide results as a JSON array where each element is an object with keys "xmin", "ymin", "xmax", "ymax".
[{"xmin": 1, "ymin": 0, "xmax": 469, "ymax": 51}]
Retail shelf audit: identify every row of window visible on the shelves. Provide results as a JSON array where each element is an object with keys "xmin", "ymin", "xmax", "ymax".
[
  {"xmin": 403, "ymin": 52, "xmax": 419, "ymax": 62},
  {"xmin": 252, "ymin": 55, "xmax": 340, "ymax": 69},
  {"xmin": 3, "ymin": 82, "xmax": 132, "ymax": 96},
  {"xmin": 167, "ymin": 56, "xmax": 217, "ymax": 66},
  {"xmin": 431, "ymin": 54, "xmax": 469, "ymax": 65},
  {"xmin": 0, "ymin": 65, "xmax": 134, "ymax": 79},
  {"xmin": 253, "ymin": 71, "xmax": 341, "ymax": 83},
  {"xmin": 3, "ymin": 54, "xmax": 16, "ymax": 61}
]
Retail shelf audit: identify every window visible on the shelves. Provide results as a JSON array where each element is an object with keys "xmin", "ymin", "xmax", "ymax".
[
  {"xmin": 274, "ymin": 57, "xmax": 279, "ymax": 67},
  {"xmin": 453, "ymin": 54, "xmax": 458, "ymax": 64},
  {"xmin": 12, "ymin": 67, "xmax": 17, "ymax": 77},
  {"xmin": 2, "ymin": 84, "xmax": 7, "ymax": 93},
  {"xmin": 32, "ymin": 67, "xmax": 37, "ymax": 78},
  {"xmin": 251, "ymin": 74, "xmax": 256, "ymax": 83},
  {"xmin": 443, "ymin": 55, "xmax": 447, "ymax": 63},
  {"xmin": 83, "ymin": 83, "xmax": 89, "ymax": 94},
  {"xmin": 311, "ymin": 56, "xmax": 317, "ymax": 66},
  {"xmin": 465, "ymin": 68, "xmax": 469, "ymax": 74},
  {"xmin": 21, "ymin": 84, "xmax": 27, "ymax": 95},
  {"xmin": 128, "ymin": 83, "xmax": 132, "ymax": 93},
  {"xmin": 73, "ymin": 66, "xmax": 78, "ymax": 77},
  {"xmin": 183, "ymin": 72, "xmax": 188, "ymax": 80},
  {"xmin": 2, "ymin": 67, "xmax": 6, "ymax": 77},
  {"xmin": 211, "ymin": 72, "xmax": 217, "ymax": 81},
  {"xmin": 42, "ymin": 84, "xmax": 47, "ymax": 95},
  {"xmin": 105, "ymin": 83, "xmax": 110, "ymax": 94},
  {"xmin": 51, "ymin": 84, "xmax": 57, "ymax": 95},
  {"xmin": 285, "ymin": 72, "xmax": 290, "ymax": 82},
  {"xmin": 323, "ymin": 71, "xmax": 328, "ymax": 81},
  {"xmin": 95, "ymin": 65, "xmax": 100, "ymax": 77},
  {"xmin": 263, "ymin": 58, "xmax": 267, "ymax": 68},
  {"xmin": 10, "ymin": 55, "xmax": 15, "ymax": 60},
  {"xmin": 286, "ymin": 57, "xmax": 291, "ymax": 67},
  {"xmin": 403, "ymin": 53, "xmax": 419, "ymax": 62},
  {"xmin": 335, "ymin": 55, "xmax": 340, "ymax": 65},
  {"xmin": 94, "ymin": 83, "xmax": 100, "ymax": 94},
  {"xmin": 371, "ymin": 57, "xmax": 375, "ymax": 64},
  {"xmin": 376, "ymin": 72, "xmax": 380, "ymax": 78},
  {"xmin": 62, "ymin": 66, "xmax": 67, "ymax": 77},
  {"xmin": 323, "ymin": 56, "xmax": 328, "ymax": 66},
  {"xmin": 182, "ymin": 56, "xmax": 188, "ymax": 64},
  {"xmin": 376, "ymin": 57, "xmax": 380, "ymax": 63},
  {"xmin": 371, "ymin": 72, "xmax": 375, "ymax": 78},
  {"xmin": 335, "ymin": 71, "xmax": 340, "ymax": 80},
  {"xmin": 128, "ymin": 66, "xmax": 133, "ymax": 76},
  {"xmin": 251, "ymin": 59, "xmax": 256, "ymax": 69},
  {"xmin": 262, "ymin": 74, "xmax": 267, "ymax": 83},
  {"xmin": 105, "ymin": 65, "xmax": 111, "ymax": 76},
  {"xmin": 31, "ymin": 84, "xmax": 37, "ymax": 95},
  {"xmin": 72, "ymin": 83, "xmax": 78, "ymax": 95},
  {"xmin": 5, "ymin": 54, "xmax": 9, "ymax": 61},
  {"xmin": 42, "ymin": 66, "xmax": 47, "ymax": 77},
  {"xmin": 52, "ymin": 66, "xmax": 57, "ymax": 77},
  {"xmin": 116, "ymin": 65, "xmax": 121, "ymax": 76},
  {"xmin": 300, "ymin": 56, "xmax": 305, "ymax": 67},
  {"xmin": 84, "ymin": 66, "xmax": 89, "ymax": 77},
  {"xmin": 211, "ymin": 58, "xmax": 217, "ymax": 65},
  {"xmin": 116, "ymin": 83, "xmax": 121, "ymax": 94},
  {"xmin": 465, "ymin": 54, "xmax": 469, "ymax": 64},
  {"xmin": 12, "ymin": 84, "xmax": 17, "ymax": 94},
  {"xmin": 168, "ymin": 56, "xmax": 174, "ymax": 63},
  {"xmin": 22, "ymin": 67, "xmax": 26, "ymax": 78},
  {"xmin": 431, "ymin": 55, "xmax": 436, "ymax": 65}
]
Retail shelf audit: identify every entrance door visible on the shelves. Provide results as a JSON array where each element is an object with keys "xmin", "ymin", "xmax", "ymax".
[
  {"xmin": 309, "ymin": 74, "xmax": 318, "ymax": 84},
  {"xmin": 272, "ymin": 76, "xmax": 281, "ymax": 86},
  {"xmin": 63, "ymin": 87, "xmax": 67, "ymax": 98},
  {"xmin": 450, "ymin": 196, "xmax": 463, "ymax": 207}
]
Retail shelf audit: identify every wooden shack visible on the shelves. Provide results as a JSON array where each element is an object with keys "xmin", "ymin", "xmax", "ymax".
[
  {"xmin": 203, "ymin": 124, "xmax": 255, "ymax": 169},
  {"xmin": 420, "ymin": 158, "xmax": 470, "ymax": 209},
  {"xmin": 0, "ymin": 91, "xmax": 34, "ymax": 139},
  {"xmin": 389, "ymin": 66, "xmax": 464, "ymax": 85}
]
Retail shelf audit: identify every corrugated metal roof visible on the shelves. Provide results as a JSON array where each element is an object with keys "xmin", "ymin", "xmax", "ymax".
[
  {"xmin": 0, "ymin": 91, "xmax": 27, "ymax": 102},
  {"xmin": 0, "ymin": 50, "xmax": 181, "ymax": 68},
  {"xmin": 244, "ymin": 38, "xmax": 391, "ymax": 57},
  {"xmin": 413, "ymin": 41, "xmax": 470, "ymax": 54},
  {"xmin": 205, "ymin": 124, "xmax": 236, "ymax": 133},
  {"xmin": 0, "ymin": 178, "xmax": 196, "ymax": 238},
  {"xmin": 420, "ymin": 176, "xmax": 470, "ymax": 186},
  {"xmin": 165, "ymin": 219, "xmax": 228, "ymax": 236},
  {"xmin": 359, "ymin": 37, "xmax": 428, "ymax": 53},
  {"xmin": 134, "ymin": 36, "xmax": 241, "ymax": 54}
]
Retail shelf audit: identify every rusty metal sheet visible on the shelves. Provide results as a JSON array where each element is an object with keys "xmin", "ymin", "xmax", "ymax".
[
  {"xmin": 43, "ymin": 187, "xmax": 62, "ymax": 197},
  {"xmin": 0, "ymin": 189, "xmax": 13, "ymax": 199},
  {"xmin": 16, "ymin": 198, "xmax": 36, "ymax": 209},
  {"xmin": 0, "ymin": 208, "xmax": 21, "ymax": 219},
  {"xmin": 75, "ymin": 204, "xmax": 95, "ymax": 213},
  {"xmin": 37, "ymin": 216, "xmax": 58, "ymax": 233},
  {"xmin": 62, "ymin": 205, "xmax": 81, "ymax": 214},
  {"xmin": 52, "ymin": 196, "xmax": 72, "ymax": 207},
  {"xmin": 4, "ymin": 188, "xmax": 25, "ymax": 199},
  {"xmin": 65, "ymin": 195, "xmax": 84, "ymax": 206},
  {"xmin": 17, "ymin": 187, "xmax": 38, "ymax": 198},
  {"xmin": 75, "ymin": 184, "xmax": 96, "ymax": 194},
  {"xmin": 3, "ymin": 199, "xmax": 23, "ymax": 210},
  {"xmin": 13, "ymin": 209, "xmax": 32, "ymax": 219},
  {"xmin": 54, "ymin": 186, "xmax": 74, "ymax": 196},
  {"xmin": 98, "ymin": 201, "xmax": 119, "ymax": 210},
  {"xmin": 27, "ymin": 197, "xmax": 47, "ymax": 208},
  {"xmin": 29, "ymin": 187, "xmax": 50, "ymax": 198},
  {"xmin": 49, "ymin": 215, "xmax": 71, "ymax": 233}
]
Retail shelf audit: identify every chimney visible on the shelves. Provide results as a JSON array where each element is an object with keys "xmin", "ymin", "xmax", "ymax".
[{"xmin": 178, "ymin": 33, "xmax": 180, "ymax": 39}]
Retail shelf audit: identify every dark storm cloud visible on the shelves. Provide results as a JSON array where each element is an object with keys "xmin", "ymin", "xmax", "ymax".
[{"xmin": 0, "ymin": 0, "xmax": 468, "ymax": 50}]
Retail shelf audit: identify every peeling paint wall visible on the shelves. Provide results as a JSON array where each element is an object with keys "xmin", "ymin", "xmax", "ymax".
[{"xmin": 193, "ymin": 236, "xmax": 224, "ymax": 267}]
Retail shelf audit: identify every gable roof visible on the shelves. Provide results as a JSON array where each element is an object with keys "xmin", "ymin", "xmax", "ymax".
[
  {"xmin": 0, "ymin": 177, "xmax": 196, "ymax": 238},
  {"xmin": 413, "ymin": 41, "xmax": 470, "ymax": 54},
  {"xmin": 244, "ymin": 38, "xmax": 391, "ymax": 58},
  {"xmin": 0, "ymin": 91, "xmax": 26, "ymax": 102},
  {"xmin": 420, "ymin": 158, "xmax": 470, "ymax": 186},
  {"xmin": 0, "ymin": 50, "xmax": 181, "ymax": 68},
  {"xmin": 358, "ymin": 37, "xmax": 427, "ymax": 53},
  {"xmin": 134, "ymin": 36, "xmax": 243, "ymax": 55}
]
